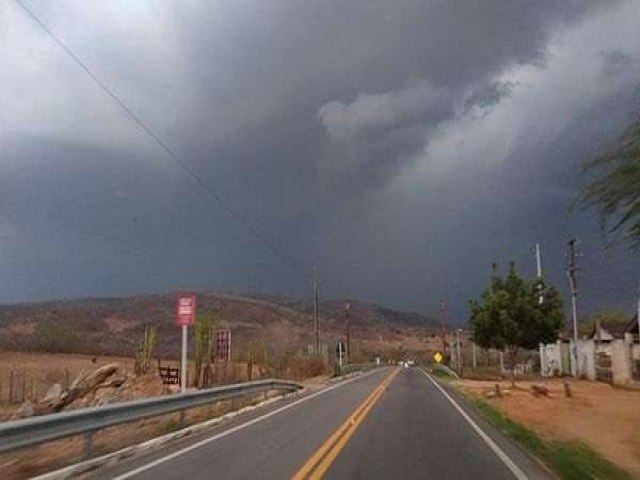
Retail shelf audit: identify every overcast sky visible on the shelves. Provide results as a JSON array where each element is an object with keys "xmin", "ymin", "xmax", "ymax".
[{"xmin": 1, "ymin": 0, "xmax": 640, "ymax": 322}]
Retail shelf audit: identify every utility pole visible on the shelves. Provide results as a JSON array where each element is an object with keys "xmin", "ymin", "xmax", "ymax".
[
  {"xmin": 637, "ymin": 285, "xmax": 640, "ymax": 344},
  {"xmin": 472, "ymin": 342, "xmax": 477, "ymax": 370},
  {"xmin": 456, "ymin": 329, "xmax": 462, "ymax": 375},
  {"xmin": 439, "ymin": 301, "xmax": 447, "ymax": 356},
  {"xmin": 567, "ymin": 239, "xmax": 580, "ymax": 377},
  {"xmin": 313, "ymin": 265, "xmax": 319, "ymax": 356},
  {"xmin": 344, "ymin": 301, "xmax": 351, "ymax": 364},
  {"xmin": 534, "ymin": 243, "xmax": 543, "ymax": 304}
]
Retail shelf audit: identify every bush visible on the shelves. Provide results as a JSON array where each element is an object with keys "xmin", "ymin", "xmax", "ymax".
[
  {"xmin": 34, "ymin": 320, "xmax": 79, "ymax": 353},
  {"xmin": 275, "ymin": 352, "xmax": 331, "ymax": 380}
]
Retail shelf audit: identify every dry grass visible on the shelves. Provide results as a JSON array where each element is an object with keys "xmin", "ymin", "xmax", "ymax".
[
  {"xmin": 0, "ymin": 351, "xmax": 275, "ymax": 419},
  {"xmin": 0, "ymin": 351, "xmax": 134, "ymax": 417},
  {"xmin": 456, "ymin": 378, "xmax": 640, "ymax": 477}
]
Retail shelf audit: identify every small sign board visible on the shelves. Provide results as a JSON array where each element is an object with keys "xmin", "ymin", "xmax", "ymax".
[
  {"xmin": 175, "ymin": 293, "xmax": 196, "ymax": 326},
  {"xmin": 215, "ymin": 329, "xmax": 232, "ymax": 363},
  {"xmin": 433, "ymin": 351, "xmax": 444, "ymax": 364},
  {"xmin": 336, "ymin": 342, "xmax": 345, "ymax": 357}
]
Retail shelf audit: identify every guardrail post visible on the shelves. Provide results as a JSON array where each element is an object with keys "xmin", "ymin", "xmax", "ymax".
[
  {"xmin": 83, "ymin": 431, "xmax": 93, "ymax": 460},
  {"xmin": 179, "ymin": 409, "xmax": 185, "ymax": 425}
]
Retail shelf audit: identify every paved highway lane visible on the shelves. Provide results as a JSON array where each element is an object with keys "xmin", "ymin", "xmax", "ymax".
[
  {"xmin": 323, "ymin": 368, "xmax": 550, "ymax": 479},
  {"xmin": 95, "ymin": 367, "xmax": 552, "ymax": 480},
  {"xmin": 96, "ymin": 368, "xmax": 393, "ymax": 480}
]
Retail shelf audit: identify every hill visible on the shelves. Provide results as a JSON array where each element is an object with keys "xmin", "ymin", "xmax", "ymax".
[
  {"xmin": 0, "ymin": 292, "xmax": 439, "ymax": 362},
  {"xmin": 243, "ymin": 293, "xmax": 436, "ymax": 328},
  {"xmin": 296, "ymin": 298, "xmax": 435, "ymax": 329}
]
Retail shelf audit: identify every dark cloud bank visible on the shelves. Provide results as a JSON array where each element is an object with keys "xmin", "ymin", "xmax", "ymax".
[{"xmin": 1, "ymin": 0, "xmax": 639, "ymax": 322}]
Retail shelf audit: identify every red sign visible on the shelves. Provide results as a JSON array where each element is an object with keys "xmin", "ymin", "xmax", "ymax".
[
  {"xmin": 215, "ymin": 329, "xmax": 231, "ymax": 363},
  {"xmin": 175, "ymin": 293, "xmax": 196, "ymax": 326}
]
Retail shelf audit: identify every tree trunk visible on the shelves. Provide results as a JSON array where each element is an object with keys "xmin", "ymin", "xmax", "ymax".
[
  {"xmin": 247, "ymin": 357, "xmax": 253, "ymax": 381},
  {"xmin": 194, "ymin": 360, "xmax": 202, "ymax": 388}
]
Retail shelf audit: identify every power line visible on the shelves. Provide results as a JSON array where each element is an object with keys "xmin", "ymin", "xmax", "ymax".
[{"xmin": 14, "ymin": 0, "xmax": 310, "ymax": 280}]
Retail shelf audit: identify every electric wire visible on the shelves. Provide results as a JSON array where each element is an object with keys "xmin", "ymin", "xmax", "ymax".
[{"xmin": 14, "ymin": 0, "xmax": 311, "ymax": 280}]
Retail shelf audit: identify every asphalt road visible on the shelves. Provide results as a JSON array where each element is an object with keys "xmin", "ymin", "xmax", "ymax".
[{"xmin": 95, "ymin": 367, "xmax": 552, "ymax": 480}]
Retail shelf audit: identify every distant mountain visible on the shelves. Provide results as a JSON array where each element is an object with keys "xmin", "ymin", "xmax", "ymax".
[
  {"xmin": 0, "ymin": 292, "xmax": 439, "ymax": 361},
  {"xmin": 273, "ymin": 297, "xmax": 436, "ymax": 329}
]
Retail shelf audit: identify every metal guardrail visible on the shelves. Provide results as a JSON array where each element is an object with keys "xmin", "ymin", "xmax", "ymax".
[{"xmin": 0, "ymin": 378, "xmax": 302, "ymax": 455}]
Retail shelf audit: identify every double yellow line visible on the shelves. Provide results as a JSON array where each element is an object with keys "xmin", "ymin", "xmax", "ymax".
[{"xmin": 292, "ymin": 368, "xmax": 399, "ymax": 479}]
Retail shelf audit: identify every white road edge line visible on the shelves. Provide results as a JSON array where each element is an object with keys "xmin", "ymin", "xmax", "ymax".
[
  {"xmin": 421, "ymin": 369, "xmax": 529, "ymax": 480},
  {"xmin": 113, "ymin": 369, "xmax": 383, "ymax": 480}
]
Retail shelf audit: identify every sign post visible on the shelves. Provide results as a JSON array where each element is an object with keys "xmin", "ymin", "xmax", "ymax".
[
  {"xmin": 336, "ymin": 341, "xmax": 345, "ymax": 368},
  {"xmin": 176, "ymin": 293, "xmax": 196, "ymax": 393},
  {"xmin": 181, "ymin": 324, "xmax": 187, "ymax": 392}
]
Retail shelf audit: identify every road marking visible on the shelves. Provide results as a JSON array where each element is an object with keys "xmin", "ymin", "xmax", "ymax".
[
  {"xmin": 112, "ymin": 369, "xmax": 384, "ymax": 480},
  {"xmin": 292, "ymin": 367, "xmax": 399, "ymax": 480},
  {"xmin": 420, "ymin": 369, "xmax": 528, "ymax": 480}
]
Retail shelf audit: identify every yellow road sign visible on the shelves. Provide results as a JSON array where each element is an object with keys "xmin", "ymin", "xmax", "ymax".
[{"xmin": 433, "ymin": 351, "xmax": 443, "ymax": 364}]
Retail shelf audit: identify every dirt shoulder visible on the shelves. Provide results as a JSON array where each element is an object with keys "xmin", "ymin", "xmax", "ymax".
[{"xmin": 455, "ymin": 378, "xmax": 640, "ymax": 478}]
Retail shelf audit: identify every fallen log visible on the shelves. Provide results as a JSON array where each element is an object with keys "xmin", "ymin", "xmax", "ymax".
[
  {"xmin": 55, "ymin": 363, "xmax": 120, "ymax": 410},
  {"xmin": 24, "ymin": 363, "xmax": 121, "ymax": 416}
]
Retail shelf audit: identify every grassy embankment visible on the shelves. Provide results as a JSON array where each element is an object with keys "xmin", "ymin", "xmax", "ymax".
[{"xmin": 424, "ymin": 366, "xmax": 630, "ymax": 479}]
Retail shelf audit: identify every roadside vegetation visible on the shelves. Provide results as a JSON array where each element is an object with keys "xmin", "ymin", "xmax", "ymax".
[
  {"xmin": 424, "ymin": 365, "xmax": 458, "ymax": 381},
  {"xmin": 466, "ymin": 395, "xmax": 631, "ymax": 480},
  {"xmin": 469, "ymin": 262, "xmax": 563, "ymax": 383}
]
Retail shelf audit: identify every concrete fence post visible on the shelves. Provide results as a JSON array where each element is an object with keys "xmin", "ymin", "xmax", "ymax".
[
  {"xmin": 611, "ymin": 339, "xmax": 632, "ymax": 385},
  {"xmin": 624, "ymin": 333, "xmax": 636, "ymax": 378},
  {"xmin": 583, "ymin": 340, "xmax": 596, "ymax": 380},
  {"xmin": 556, "ymin": 340, "xmax": 563, "ymax": 374}
]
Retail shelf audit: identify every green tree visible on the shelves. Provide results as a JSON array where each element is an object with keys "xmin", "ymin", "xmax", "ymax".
[
  {"xmin": 469, "ymin": 263, "xmax": 564, "ymax": 380},
  {"xmin": 580, "ymin": 117, "xmax": 640, "ymax": 246}
]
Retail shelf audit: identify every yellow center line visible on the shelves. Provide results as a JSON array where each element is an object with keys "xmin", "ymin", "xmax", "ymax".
[{"xmin": 292, "ymin": 367, "xmax": 399, "ymax": 480}]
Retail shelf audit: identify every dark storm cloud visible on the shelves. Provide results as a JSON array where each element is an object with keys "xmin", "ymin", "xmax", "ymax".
[
  {"xmin": 600, "ymin": 49, "xmax": 636, "ymax": 80},
  {"xmin": 1, "ymin": 0, "xmax": 639, "ymax": 323},
  {"xmin": 316, "ymin": 81, "xmax": 454, "ymax": 191},
  {"xmin": 463, "ymin": 81, "xmax": 516, "ymax": 113}
]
